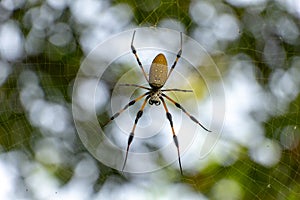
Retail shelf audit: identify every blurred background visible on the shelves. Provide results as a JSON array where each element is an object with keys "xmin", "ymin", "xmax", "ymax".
[{"xmin": 0, "ymin": 0, "xmax": 300, "ymax": 199}]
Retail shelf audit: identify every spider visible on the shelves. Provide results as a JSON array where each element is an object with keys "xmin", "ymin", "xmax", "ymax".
[{"xmin": 104, "ymin": 30, "xmax": 211, "ymax": 175}]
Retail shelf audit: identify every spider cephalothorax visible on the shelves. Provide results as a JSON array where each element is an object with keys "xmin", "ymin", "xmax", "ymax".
[
  {"xmin": 149, "ymin": 90, "xmax": 162, "ymax": 106},
  {"xmin": 104, "ymin": 30, "xmax": 211, "ymax": 175}
]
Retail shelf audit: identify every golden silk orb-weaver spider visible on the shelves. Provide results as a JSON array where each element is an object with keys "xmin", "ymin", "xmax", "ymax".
[{"xmin": 104, "ymin": 30, "xmax": 211, "ymax": 175}]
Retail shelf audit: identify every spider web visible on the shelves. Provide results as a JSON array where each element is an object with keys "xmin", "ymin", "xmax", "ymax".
[{"xmin": 0, "ymin": 0, "xmax": 300, "ymax": 199}]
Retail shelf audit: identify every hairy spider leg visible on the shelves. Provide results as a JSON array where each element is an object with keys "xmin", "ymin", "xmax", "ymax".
[
  {"xmin": 166, "ymin": 32, "xmax": 183, "ymax": 82},
  {"xmin": 160, "ymin": 96, "xmax": 183, "ymax": 175},
  {"xmin": 162, "ymin": 93, "xmax": 211, "ymax": 132},
  {"xmin": 122, "ymin": 95, "xmax": 150, "ymax": 171},
  {"xmin": 131, "ymin": 30, "xmax": 149, "ymax": 83},
  {"xmin": 161, "ymin": 88, "xmax": 193, "ymax": 92},
  {"xmin": 118, "ymin": 83, "xmax": 151, "ymax": 90},
  {"xmin": 103, "ymin": 92, "xmax": 150, "ymax": 126}
]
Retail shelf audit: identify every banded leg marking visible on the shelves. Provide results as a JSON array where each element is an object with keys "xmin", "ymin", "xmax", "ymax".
[
  {"xmin": 166, "ymin": 32, "xmax": 183, "ymax": 81},
  {"xmin": 131, "ymin": 30, "xmax": 149, "ymax": 83},
  {"xmin": 160, "ymin": 97, "xmax": 183, "ymax": 175},
  {"xmin": 162, "ymin": 93, "xmax": 211, "ymax": 132},
  {"xmin": 122, "ymin": 95, "xmax": 150, "ymax": 171},
  {"xmin": 103, "ymin": 92, "xmax": 150, "ymax": 126}
]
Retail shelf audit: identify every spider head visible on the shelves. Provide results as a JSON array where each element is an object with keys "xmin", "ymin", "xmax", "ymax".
[
  {"xmin": 149, "ymin": 99, "xmax": 160, "ymax": 106},
  {"xmin": 149, "ymin": 93, "xmax": 161, "ymax": 106}
]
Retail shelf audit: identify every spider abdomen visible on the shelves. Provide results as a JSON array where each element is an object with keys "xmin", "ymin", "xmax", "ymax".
[{"xmin": 149, "ymin": 53, "xmax": 168, "ymax": 89}]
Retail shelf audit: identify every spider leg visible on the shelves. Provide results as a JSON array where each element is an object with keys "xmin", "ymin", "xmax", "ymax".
[
  {"xmin": 161, "ymin": 88, "xmax": 193, "ymax": 93},
  {"xmin": 160, "ymin": 97, "xmax": 183, "ymax": 175},
  {"xmin": 166, "ymin": 32, "xmax": 183, "ymax": 82},
  {"xmin": 122, "ymin": 95, "xmax": 150, "ymax": 172},
  {"xmin": 162, "ymin": 93, "xmax": 211, "ymax": 132},
  {"xmin": 131, "ymin": 30, "xmax": 149, "ymax": 83},
  {"xmin": 119, "ymin": 83, "xmax": 151, "ymax": 90},
  {"xmin": 103, "ymin": 92, "xmax": 150, "ymax": 126}
]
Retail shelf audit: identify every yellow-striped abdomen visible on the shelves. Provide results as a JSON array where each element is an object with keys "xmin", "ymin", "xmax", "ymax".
[{"xmin": 149, "ymin": 53, "xmax": 168, "ymax": 88}]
